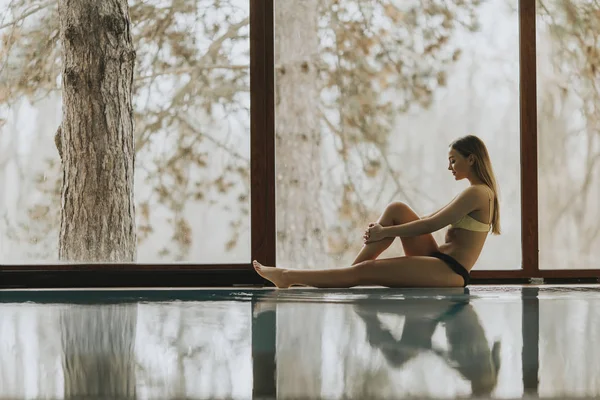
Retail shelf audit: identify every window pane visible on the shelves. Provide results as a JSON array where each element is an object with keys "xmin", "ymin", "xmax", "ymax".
[
  {"xmin": 0, "ymin": 0, "xmax": 250, "ymax": 264},
  {"xmin": 537, "ymin": 0, "xmax": 600, "ymax": 270},
  {"xmin": 274, "ymin": 0, "xmax": 521, "ymax": 270}
]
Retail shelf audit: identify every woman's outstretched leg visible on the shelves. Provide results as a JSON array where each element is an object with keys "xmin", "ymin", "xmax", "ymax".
[
  {"xmin": 253, "ymin": 257, "xmax": 463, "ymax": 289},
  {"xmin": 254, "ymin": 260, "xmax": 360, "ymax": 288},
  {"xmin": 352, "ymin": 202, "xmax": 439, "ymax": 265}
]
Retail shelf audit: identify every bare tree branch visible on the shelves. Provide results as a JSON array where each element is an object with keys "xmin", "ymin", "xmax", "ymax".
[
  {"xmin": 177, "ymin": 114, "xmax": 249, "ymax": 163},
  {"xmin": 0, "ymin": 0, "xmax": 55, "ymax": 30},
  {"xmin": 136, "ymin": 64, "xmax": 247, "ymax": 81}
]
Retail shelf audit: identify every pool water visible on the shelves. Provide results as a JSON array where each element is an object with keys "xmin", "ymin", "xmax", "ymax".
[{"xmin": 1, "ymin": 285, "xmax": 599, "ymax": 399}]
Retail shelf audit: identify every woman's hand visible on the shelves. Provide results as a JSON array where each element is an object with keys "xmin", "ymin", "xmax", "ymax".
[{"xmin": 364, "ymin": 222, "xmax": 386, "ymax": 244}]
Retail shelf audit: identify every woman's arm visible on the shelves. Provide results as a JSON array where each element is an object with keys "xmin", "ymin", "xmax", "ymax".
[
  {"xmin": 382, "ymin": 187, "xmax": 483, "ymax": 238},
  {"xmin": 422, "ymin": 197, "xmax": 456, "ymax": 219}
]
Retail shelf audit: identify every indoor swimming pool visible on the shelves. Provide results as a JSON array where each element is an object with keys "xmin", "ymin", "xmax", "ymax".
[{"xmin": 1, "ymin": 285, "xmax": 599, "ymax": 399}]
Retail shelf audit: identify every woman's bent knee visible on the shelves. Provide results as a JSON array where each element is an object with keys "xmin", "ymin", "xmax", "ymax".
[
  {"xmin": 385, "ymin": 201, "xmax": 419, "ymax": 224},
  {"xmin": 387, "ymin": 201, "xmax": 409, "ymax": 212}
]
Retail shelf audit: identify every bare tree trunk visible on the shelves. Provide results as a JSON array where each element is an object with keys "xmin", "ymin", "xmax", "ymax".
[
  {"xmin": 57, "ymin": 0, "xmax": 136, "ymax": 263},
  {"xmin": 275, "ymin": 0, "xmax": 326, "ymax": 268}
]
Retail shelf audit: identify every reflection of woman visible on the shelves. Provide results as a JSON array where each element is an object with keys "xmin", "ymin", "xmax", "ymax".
[
  {"xmin": 354, "ymin": 299, "xmax": 502, "ymax": 396},
  {"xmin": 253, "ymin": 135, "xmax": 501, "ymax": 288}
]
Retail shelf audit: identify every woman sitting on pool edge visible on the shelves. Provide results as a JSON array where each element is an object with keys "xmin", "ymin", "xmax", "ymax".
[{"xmin": 253, "ymin": 134, "xmax": 501, "ymax": 288}]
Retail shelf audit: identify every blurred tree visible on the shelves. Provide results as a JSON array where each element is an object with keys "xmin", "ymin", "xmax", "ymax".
[{"xmin": 275, "ymin": 0, "xmax": 326, "ymax": 266}]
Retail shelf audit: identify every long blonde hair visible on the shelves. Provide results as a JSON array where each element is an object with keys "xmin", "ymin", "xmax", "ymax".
[{"xmin": 450, "ymin": 135, "xmax": 501, "ymax": 235}]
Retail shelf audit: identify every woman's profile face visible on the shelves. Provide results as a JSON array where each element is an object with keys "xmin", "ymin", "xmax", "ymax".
[{"xmin": 448, "ymin": 148, "xmax": 471, "ymax": 181}]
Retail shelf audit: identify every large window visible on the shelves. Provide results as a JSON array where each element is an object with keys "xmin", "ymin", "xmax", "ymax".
[
  {"xmin": 0, "ymin": 0, "xmax": 251, "ymax": 264},
  {"xmin": 0, "ymin": 0, "xmax": 599, "ymax": 282},
  {"xmin": 537, "ymin": 0, "xmax": 600, "ymax": 270},
  {"xmin": 274, "ymin": 0, "xmax": 521, "ymax": 270}
]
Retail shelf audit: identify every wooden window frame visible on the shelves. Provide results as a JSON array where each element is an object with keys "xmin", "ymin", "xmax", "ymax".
[{"xmin": 0, "ymin": 0, "xmax": 598, "ymax": 289}]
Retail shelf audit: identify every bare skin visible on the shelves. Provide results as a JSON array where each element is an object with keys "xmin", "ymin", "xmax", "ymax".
[{"xmin": 254, "ymin": 147, "xmax": 495, "ymax": 288}]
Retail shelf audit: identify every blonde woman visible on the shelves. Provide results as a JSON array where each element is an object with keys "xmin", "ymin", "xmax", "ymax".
[{"xmin": 254, "ymin": 135, "xmax": 501, "ymax": 288}]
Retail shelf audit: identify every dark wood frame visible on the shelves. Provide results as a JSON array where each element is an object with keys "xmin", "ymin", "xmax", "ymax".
[{"xmin": 0, "ymin": 0, "xmax": 598, "ymax": 289}]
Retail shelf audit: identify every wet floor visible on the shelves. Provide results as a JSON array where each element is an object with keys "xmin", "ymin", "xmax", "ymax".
[{"xmin": 1, "ymin": 285, "xmax": 599, "ymax": 399}]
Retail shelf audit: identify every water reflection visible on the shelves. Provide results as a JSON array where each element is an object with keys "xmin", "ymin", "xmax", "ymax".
[
  {"xmin": 0, "ymin": 287, "xmax": 599, "ymax": 399},
  {"xmin": 61, "ymin": 304, "xmax": 138, "ymax": 399},
  {"xmin": 267, "ymin": 289, "xmax": 508, "ymax": 399},
  {"xmin": 353, "ymin": 299, "xmax": 501, "ymax": 396}
]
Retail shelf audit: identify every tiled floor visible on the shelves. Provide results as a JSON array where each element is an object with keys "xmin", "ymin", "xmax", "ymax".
[{"xmin": 1, "ymin": 285, "xmax": 599, "ymax": 399}]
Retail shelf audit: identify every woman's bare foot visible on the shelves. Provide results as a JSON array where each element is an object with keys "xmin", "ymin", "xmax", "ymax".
[{"xmin": 253, "ymin": 260, "xmax": 291, "ymax": 288}]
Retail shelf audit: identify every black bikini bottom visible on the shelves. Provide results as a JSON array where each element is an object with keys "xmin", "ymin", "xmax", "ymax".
[{"xmin": 430, "ymin": 252, "xmax": 470, "ymax": 287}]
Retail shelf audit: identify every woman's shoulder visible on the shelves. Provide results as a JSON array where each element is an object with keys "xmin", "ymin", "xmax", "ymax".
[
  {"xmin": 458, "ymin": 185, "xmax": 493, "ymax": 206},
  {"xmin": 460, "ymin": 184, "xmax": 492, "ymax": 197}
]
